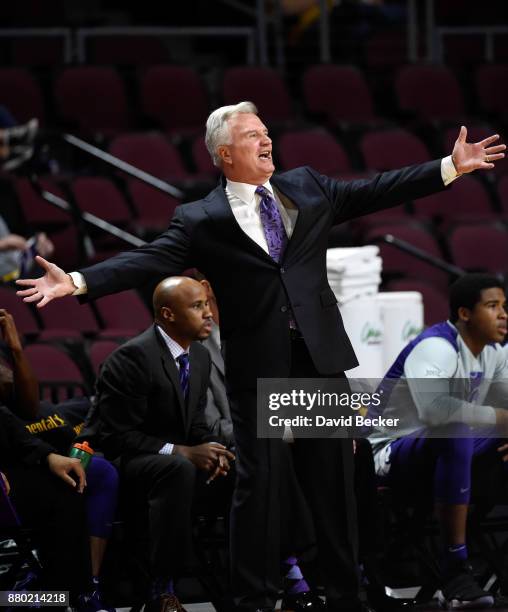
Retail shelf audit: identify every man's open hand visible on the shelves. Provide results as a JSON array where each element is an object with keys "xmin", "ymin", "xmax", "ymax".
[
  {"xmin": 16, "ymin": 256, "xmax": 76, "ymax": 308},
  {"xmin": 452, "ymin": 126, "xmax": 506, "ymax": 175}
]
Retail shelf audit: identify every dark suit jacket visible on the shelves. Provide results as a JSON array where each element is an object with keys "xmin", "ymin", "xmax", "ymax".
[
  {"xmin": 80, "ymin": 163, "xmax": 445, "ymax": 390},
  {"xmin": 95, "ymin": 324, "xmax": 217, "ymax": 461}
]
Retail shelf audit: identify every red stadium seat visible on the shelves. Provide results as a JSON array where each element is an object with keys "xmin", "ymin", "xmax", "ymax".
[
  {"xmin": 475, "ymin": 64, "xmax": 508, "ymax": 120},
  {"xmin": 127, "ymin": 179, "xmax": 179, "ymax": 232},
  {"xmin": 37, "ymin": 299, "xmax": 100, "ymax": 341},
  {"xmin": 223, "ymin": 67, "xmax": 293, "ymax": 123},
  {"xmin": 49, "ymin": 225, "xmax": 85, "ymax": 271},
  {"xmin": 70, "ymin": 177, "xmax": 133, "ymax": 226},
  {"xmin": 23, "ymin": 343, "xmax": 88, "ymax": 401},
  {"xmin": 0, "ymin": 68, "xmax": 45, "ymax": 124},
  {"xmin": 364, "ymin": 223, "xmax": 449, "ymax": 289},
  {"xmin": 54, "ymin": 67, "xmax": 130, "ymax": 135},
  {"xmin": 89, "ymin": 339, "xmax": 120, "ymax": 376},
  {"xmin": 140, "ymin": 65, "xmax": 209, "ymax": 136},
  {"xmin": 448, "ymin": 223, "xmax": 508, "ymax": 274},
  {"xmin": 0, "ymin": 287, "xmax": 40, "ymax": 336},
  {"xmin": 395, "ymin": 64, "xmax": 466, "ymax": 122},
  {"xmin": 23, "ymin": 344, "xmax": 85, "ymax": 382},
  {"xmin": 360, "ymin": 129, "xmax": 431, "ymax": 171},
  {"xmin": 192, "ymin": 135, "xmax": 220, "ymax": 179},
  {"xmin": 386, "ymin": 279, "xmax": 449, "ymax": 326},
  {"xmin": 413, "ymin": 175, "xmax": 496, "ymax": 224},
  {"xmin": 277, "ymin": 129, "xmax": 351, "ymax": 175},
  {"xmin": 13, "ymin": 177, "xmax": 69, "ymax": 227},
  {"xmin": 94, "ymin": 290, "xmax": 152, "ymax": 338},
  {"xmin": 109, "ymin": 133, "xmax": 189, "ymax": 182},
  {"xmin": 302, "ymin": 64, "xmax": 379, "ymax": 125},
  {"xmin": 497, "ymin": 175, "xmax": 508, "ymax": 216}
]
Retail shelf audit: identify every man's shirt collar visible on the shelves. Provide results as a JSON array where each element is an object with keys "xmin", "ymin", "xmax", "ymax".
[
  {"xmin": 157, "ymin": 325, "xmax": 187, "ymax": 362},
  {"xmin": 225, "ymin": 178, "xmax": 274, "ymax": 206}
]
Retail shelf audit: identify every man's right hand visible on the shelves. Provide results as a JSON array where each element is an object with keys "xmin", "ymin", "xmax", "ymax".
[
  {"xmin": 174, "ymin": 442, "xmax": 235, "ymax": 473},
  {"xmin": 15, "ymin": 256, "xmax": 76, "ymax": 308}
]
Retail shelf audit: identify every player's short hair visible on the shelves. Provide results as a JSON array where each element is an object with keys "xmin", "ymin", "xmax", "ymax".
[{"xmin": 449, "ymin": 273, "xmax": 505, "ymax": 322}]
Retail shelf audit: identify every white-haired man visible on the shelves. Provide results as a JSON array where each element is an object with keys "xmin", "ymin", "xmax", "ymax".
[{"xmin": 16, "ymin": 101, "xmax": 505, "ymax": 612}]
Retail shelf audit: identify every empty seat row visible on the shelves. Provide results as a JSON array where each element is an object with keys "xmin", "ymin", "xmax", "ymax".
[
  {"xmin": 1, "ymin": 62, "xmax": 507, "ymax": 134},
  {"xmin": 0, "ymin": 286, "xmax": 152, "ymax": 340},
  {"xmin": 10, "ymin": 130, "xmax": 508, "ymax": 234},
  {"xmin": 365, "ymin": 221, "xmax": 508, "ymax": 288}
]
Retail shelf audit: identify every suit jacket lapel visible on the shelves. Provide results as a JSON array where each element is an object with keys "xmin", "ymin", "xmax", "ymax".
[
  {"xmin": 205, "ymin": 326, "xmax": 225, "ymax": 376},
  {"xmin": 271, "ymin": 174, "xmax": 311, "ymax": 265},
  {"xmin": 155, "ymin": 327, "xmax": 187, "ymax": 431},
  {"xmin": 203, "ymin": 182, "xmax": 276, "ymax": 266}
]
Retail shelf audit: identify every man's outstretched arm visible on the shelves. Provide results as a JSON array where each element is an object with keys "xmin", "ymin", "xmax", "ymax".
[
  {"xmin": 16, "ymin": 206, "xmax": 191, "ymax": 307},
  {"xmin": 321, "ymin": 126, "xmax": 506, "ymax": 223}
]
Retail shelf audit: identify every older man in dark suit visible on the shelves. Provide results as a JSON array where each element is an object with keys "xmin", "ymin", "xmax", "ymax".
[
  {"xmin": 17, "ymin": 101, "xmax": 505, "ymax": 612},
  {"xmin": 94, "ymin": 277, "xmax": 234, "ymax": 612}
]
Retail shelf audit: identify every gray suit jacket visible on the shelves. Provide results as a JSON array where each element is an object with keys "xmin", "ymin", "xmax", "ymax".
[{"xmin": 202, "ymin": 322, "xmax": 234, "ymax": 447}]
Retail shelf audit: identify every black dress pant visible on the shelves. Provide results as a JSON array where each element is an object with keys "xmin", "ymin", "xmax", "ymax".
[
  {"xmin": 121, "ymin": 452, "xmax": 234, "ymax": 585},
  {"xmin": 229, "ymin": 337, "xmax": 359, "ymax": 611},
  {"xmin": 6, "ymin": 464, "xmax": 91, "ymax": 601}
]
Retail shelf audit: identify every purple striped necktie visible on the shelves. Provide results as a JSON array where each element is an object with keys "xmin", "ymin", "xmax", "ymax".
[
  {"xmin": 255, "ymin": 185, "xmax": 288, "ymax": 262},
  {"xmin": 176, "ymin": 353, "xmax": 190, "ymax": 399}
]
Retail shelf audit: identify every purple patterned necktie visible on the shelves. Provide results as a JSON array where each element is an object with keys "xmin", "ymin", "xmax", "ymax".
[
  {"xmin": 176, "ymin": 353, "xmax": 190, "ymax": 399},
  {"xmin": 256, "ymin": 185, "xmax": 288, "ymax": 262}
]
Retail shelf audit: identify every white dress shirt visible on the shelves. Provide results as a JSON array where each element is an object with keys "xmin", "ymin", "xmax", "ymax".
[{"xmin": 68, "ymin": 157, "xmax": 458, "ymax": 294}]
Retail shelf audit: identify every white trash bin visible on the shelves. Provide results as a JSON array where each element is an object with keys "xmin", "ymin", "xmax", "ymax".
[
  {"xmin": 340, "ymin": 295, "xmax": 384, "ymax": 379},
  {"xmin": 377, "ymin": 291, "xmax": 424, "ymax": 373}
]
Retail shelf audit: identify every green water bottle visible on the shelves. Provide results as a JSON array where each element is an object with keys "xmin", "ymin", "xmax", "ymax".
[{"xmin": 69, "ymin": 440, "xmax": 94, "ymax": 470}]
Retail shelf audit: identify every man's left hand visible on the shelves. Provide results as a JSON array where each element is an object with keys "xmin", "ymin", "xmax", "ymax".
[{"xmin": 452, "ymin": 126, "xmax": 506, "ymax": 175}]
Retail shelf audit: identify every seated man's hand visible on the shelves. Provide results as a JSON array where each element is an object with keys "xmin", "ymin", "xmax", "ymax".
[
  {"xmin": 16, "ymin": 256, "xmax": 76, "ymax": 308},
  {"xmin": 174, "ymin": 442, "xmax": 235, "ymax": 473},
  {"xmin": 46, "ymin": 453, "xmax": 86, "ymax": 493},
  {"xmin": 206, "ymin": 453, "xmax": 233, "ymax": 484}
]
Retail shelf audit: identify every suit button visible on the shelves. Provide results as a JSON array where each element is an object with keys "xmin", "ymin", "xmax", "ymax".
[
  {"xmin": 280, "ymin": 306, "xmax": 288, "ymax": 313},
  {"xmin": 280, "ymin": 267, "xmax": 285, "ymax": 274}
]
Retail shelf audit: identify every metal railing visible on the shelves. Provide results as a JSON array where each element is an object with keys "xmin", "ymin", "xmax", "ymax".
[
  {"xmin": 75, "ymin": 26, "xmax": 256, "ymax": 65},
  {"xmin": 432, "ymin": 26, "xmax": 508, "ymax": 63},
  {"xmin": 0, "ymin": 28, "xmax": 73, "ymax": 63}
]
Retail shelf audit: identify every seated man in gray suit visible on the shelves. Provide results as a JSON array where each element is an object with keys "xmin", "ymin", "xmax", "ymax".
[{"xmin": 94, "ymin": 277, "xmax": 235, "ymax": 612}]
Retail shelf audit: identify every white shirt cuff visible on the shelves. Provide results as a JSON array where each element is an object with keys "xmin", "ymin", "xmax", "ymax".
[
  {"xmin": 68, "ymin": 271, "xmax": 88, "ymax": 295},
  {"xmin": 159, "ymin": 443, "xmax": 174, "ymax": 455},
  {"xmin": 441, "ymin": 155, "xmax": 459, "ymax": 186}
]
